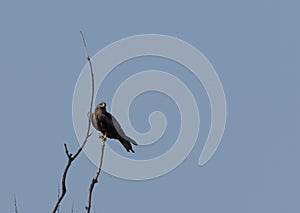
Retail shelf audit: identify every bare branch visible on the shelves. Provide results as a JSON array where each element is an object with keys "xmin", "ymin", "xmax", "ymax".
[
  {"xmin": 73, "ymin": 31, "xmax": 95, "ymax": 159},
  {"xmin": 14, "ymin": 194, "xmax": 19, "ymax": 213},
  {"xmin": 85, "ymin": 137, "xmax": 106, "ymax": 213},
  {"xmin": 51, "ymin": 146, "xmax": 72, "ymax": 213},
  {"xmin": 51, "ymin": 31, "xmax": 95, "ymax": 213},
  {"xmin": 57, "ymin": 183, "xmax": 60, "ymax": 213}
]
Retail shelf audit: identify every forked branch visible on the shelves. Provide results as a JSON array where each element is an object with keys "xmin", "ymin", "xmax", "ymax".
[{"xmin": 51, "ymin": 31, "xmax": 95, "ymax": 213}]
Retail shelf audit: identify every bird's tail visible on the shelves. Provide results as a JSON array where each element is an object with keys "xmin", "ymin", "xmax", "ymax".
[
  {"xmin": 126, "ymin": 136, "xmax": 138, "ymax": 146},
  {"xmin": 120, "ymin": 138, "xmax": 137, "ymax": 153}
]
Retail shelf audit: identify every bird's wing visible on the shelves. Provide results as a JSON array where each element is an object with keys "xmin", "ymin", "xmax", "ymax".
[
  {"xmin": 91, "ymin": 112, "xmax": 98, "ymax": 129},
  {"xmin": 97, "ymin": 112, "xmax": 123, "ymax": 134},
  {"xmin": 100, "ymin": 113, "xmax": 138, "ymax": 146},
  {"xmin": 110, "ymin": 114, "xmax": 127, "ymax": 137},
  {"xmin": 111, "ymin": 115, "xmax": 138, "ymax": 145}
]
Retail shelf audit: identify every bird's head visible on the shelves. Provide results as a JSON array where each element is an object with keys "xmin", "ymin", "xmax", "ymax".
[{"xmin": 96, "ymin": 102, "xmax": 107, "ymax": 112}]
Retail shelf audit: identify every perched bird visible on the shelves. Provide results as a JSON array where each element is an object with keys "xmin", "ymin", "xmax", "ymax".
[{"xmin": 92, "ymin": 102, "xmax": 138, "ymax": 152}]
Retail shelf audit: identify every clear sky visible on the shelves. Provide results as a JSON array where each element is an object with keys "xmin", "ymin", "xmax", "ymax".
[{"xmin": 0, "ymin": 0, "xmax": 299, "ymax": 212}]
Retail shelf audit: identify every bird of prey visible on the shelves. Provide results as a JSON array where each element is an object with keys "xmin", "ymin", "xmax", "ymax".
[{"xmin": 92, "ymin": 102, "xmax": 138, "ymax": 153}]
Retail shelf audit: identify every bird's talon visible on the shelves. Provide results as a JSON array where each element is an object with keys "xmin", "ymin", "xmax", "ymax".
[{"xmin": 100, "ymin": 134, "xmax": 107, "ymax": 141}]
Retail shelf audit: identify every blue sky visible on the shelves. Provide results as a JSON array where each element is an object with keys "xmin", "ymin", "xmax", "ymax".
[{"xmin": 0, "ymin": 0, "xmax": 299, "ymax": 212}]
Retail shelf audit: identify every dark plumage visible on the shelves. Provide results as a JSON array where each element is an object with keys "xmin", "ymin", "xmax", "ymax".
[{"xmin": 92, "ymin": 102, "xmax": 138, "ymax": 152}]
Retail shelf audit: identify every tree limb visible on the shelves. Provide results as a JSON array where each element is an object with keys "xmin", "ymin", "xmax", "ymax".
[
  {"xmin": 85, "ymin": 136, "xmax": 106, "ymax": 213},
  {"xmin": 14, "ymin": 194, "xmax": 19, "ymax": 213},
  {"xmin": 51, "ymin": 31, "xmax": 95, "ymax": 213}
]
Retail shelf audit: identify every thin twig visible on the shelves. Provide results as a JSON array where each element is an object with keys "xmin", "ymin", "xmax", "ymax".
[
  {"xmin": 51, "ymin": 31, "xmax": 95, "ymax": 213},
  {"xmin": 14, "ymin": 194, "xmax": 19, "ymax": 213},
  {"xmin": 85, "ymin": 137, "xmax": 106, "ymax": 213},
  {"xmin": 57, "ymin": 183, "xmax": 60, "ymax": 213}
]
